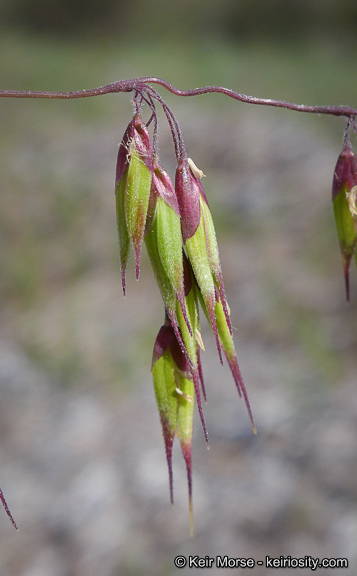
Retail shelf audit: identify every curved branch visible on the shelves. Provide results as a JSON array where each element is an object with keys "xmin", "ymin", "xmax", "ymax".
[
  {"xmin": 0, "ymin": 81, "xmax": 131, "ymax": 100},
  {"xmin": 139, "ymin": 77, "xmax": 357, "ymax": 118},
  {"xmin": 0, "ymin": 77, "xmax": 356, "ymax": 118}
]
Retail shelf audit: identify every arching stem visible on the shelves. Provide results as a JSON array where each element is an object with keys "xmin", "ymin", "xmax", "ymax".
[{"xmin": 1, "ymin": 78, "xmax": 357, "ymax": 119}]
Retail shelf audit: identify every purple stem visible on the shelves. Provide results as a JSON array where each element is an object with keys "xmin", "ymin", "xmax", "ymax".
[{"xmin": 1, "ymin": 77, "xmax": 356, "ymax": 118}]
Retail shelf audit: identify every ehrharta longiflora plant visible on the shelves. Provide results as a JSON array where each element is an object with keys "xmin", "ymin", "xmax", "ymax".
[{"xmin": 1, "ymin": 78, "xmax": 357, "ymax": 534}]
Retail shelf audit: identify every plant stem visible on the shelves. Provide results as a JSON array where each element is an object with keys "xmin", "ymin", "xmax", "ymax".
[{"xmin": 0, "ymin": 78, "xmax": 356, "ymax": 119}]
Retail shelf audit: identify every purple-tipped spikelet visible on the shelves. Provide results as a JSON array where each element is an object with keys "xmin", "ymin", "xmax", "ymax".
[
  {"xmin": 177, "ymin": 254, "xmax": 209, "ymax": 445},
  {"xmin": 115, "ymin": 113, "xmax": 153, "ymax": 293},
  {"xmin": 115, "ymin": 119, "xmax": 133, "ymax": 294},
  {"xmin": 151, "ymin": 316, "xmax": 195, "ymax": 534},
  {"xmin": 213, "ymin": 294, "xmax": 256, "ymax": 433},
  {"xmin": 176, "ymin": 375, "xmax": 194, "ymax": 536},
  {"xmin": 175, "ymin": 158, "xmax": 224, "ymax": 363},
  {"xmin": 332, "ymin": 143, "xmax": 357, "ymax": 300},
  {"xmin": 151, "ymin": 320, "xmax": 180, "ymax": 504},
  {"xmin": 144, "ymin": 158, "xmax": 193, "ymax": 358},
  {"xmin": 149, "ymin": 158, "xmax": 191, "ymax": 333}
]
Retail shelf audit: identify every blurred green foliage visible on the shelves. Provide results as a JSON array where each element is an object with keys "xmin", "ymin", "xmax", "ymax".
[{"xmin": 1, "ymin": 0, "xmax": 357, "ymax": 47}]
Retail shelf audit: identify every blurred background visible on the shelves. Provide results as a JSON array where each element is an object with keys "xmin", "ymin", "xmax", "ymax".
[{"xmin": 0, "ymin": 1, "xmax": 357, "ymax": 574}]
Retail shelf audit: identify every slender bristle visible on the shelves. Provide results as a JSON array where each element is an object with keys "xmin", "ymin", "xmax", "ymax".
[
  {"xmin": 135, "ymin": 248, "xmax": 141, "ymax": 281},
  {"xmin": 226, "ymin": 352, "xmax": 256, "ymax": 434},
  {"xmin": 161, "ymin": 418, "xmax": 175, "ymax": 505},
  {"xmin": 189, "ymin": 495, "xmax": 194, "ymax": 537},
  {"xmin": 169, "ymin": 314, "xmax": 194, "ymax": 369},
  {"xmin": 207, "ymin": 303, "xmax": 223, "ymax": 365},
  {"xmin": 0, "ymin": 487, "xmax": 18, "ymax": 530},
  {"xmin": 121, "ymin": 269, "xmax": 126, "ymax": 296},
  {"xmin": 343, "ymin": 262, "xmax": 350, "ymax": 302},
  {"xmin": 180, "ymin": 439, "xmax": 194, "ymax": 537},
  {"xmin": 216, "ymin": 277, "xmax": 233, "ymax": 336},
  {"xmin": 178, "ymin": 292, "xmax": 193, "ymax": 337},
  {"xmin": 193, "ymin": 370, "xmax": 209, "ymax": 447},
  {"xmin": 197, "ymin": 348, "xmax": 207, "ymax": 402}
]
